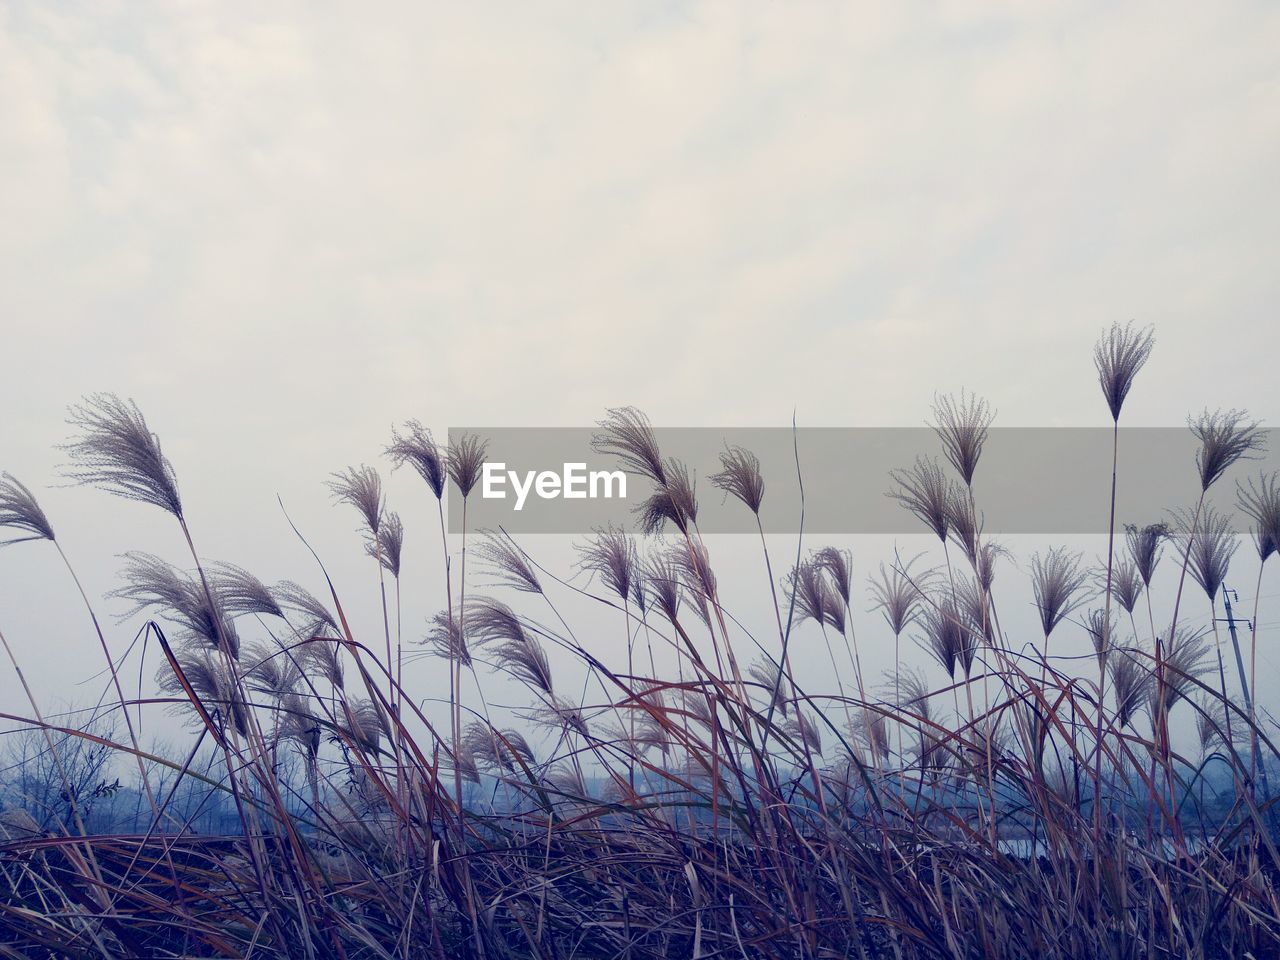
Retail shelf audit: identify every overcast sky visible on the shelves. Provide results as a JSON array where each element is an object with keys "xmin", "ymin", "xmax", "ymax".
[{"xmin": 2, "ymin": 2, "xmax": 1278, "ymax": 738}]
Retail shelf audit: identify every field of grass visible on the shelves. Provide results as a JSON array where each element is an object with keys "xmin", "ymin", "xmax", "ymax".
[{"xmin": 1, "ymin": 323, "xmax": 1278, "ymax": 959}]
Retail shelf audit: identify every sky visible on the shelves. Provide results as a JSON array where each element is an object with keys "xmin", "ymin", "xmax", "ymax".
[{"xmin": 1, "ymin": 2, "xmax": 1279, "ymax": 747}]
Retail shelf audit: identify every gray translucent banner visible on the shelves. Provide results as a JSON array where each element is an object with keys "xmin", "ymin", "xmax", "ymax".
[{"xmin": 444, "ymin": 428, "xmax": 1278, "ymax": 535}]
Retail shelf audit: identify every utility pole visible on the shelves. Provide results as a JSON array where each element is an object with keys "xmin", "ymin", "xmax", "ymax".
[
  {"xmin": 1218, "ymin": 585, "xmax": 1271, "ymax": 804},
  {"xmin": 1219, "ymin": 586, "xmax": 1253, "ymax": 717}
]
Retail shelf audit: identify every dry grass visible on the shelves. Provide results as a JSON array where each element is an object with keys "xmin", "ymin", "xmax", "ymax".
[{"xmin": 1, "ymin": 342, "xmax": 1279, "ymax": 959}]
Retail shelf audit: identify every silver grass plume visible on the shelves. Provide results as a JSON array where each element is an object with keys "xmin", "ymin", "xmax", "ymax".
[
  {"xmin": 1102, "ymin": 559, "xmax": 1144, "ymax": 614},
  {"xmin": 474, "ymin": 530, "xmax": 542, "ymax": 594},
  {"xmin": 543, "ymin": 765, "xmax": 587, "ymax": 799},
  {"xmin": 945, "ymin": 487, "xmax": 982, "ymax": 565},
  {"xmin": 328, "ymin": 466, "xmax": 384, "ymax": 538},
  {"xmin": 537, "ymin": 697, "xmax": 591, "ymax": 739},
  {"xmin": 889, "ymin": 666, "xmax": 934, "ymax": 723},
  {"xmin": 156, "ymin": 646, "xmax": 248, "ymax": 735},
  {"xmin": 1030, "ymin": 547, "xmax": 1090, "ymax": 637},
  {"xmin": 1237, "ymin": 471, "xmax": 1280, "ymax": 563},
  {"xmin": 955, "ymin": 576, "xmax": 994, "ymax": 646},
  {"xmin": 868, "ymin": 557, "xmax": 929, "ymax": 636},
  {"xmin": 63, "ymin": 394, "xmax": 182, "ymax": 518},
  {"xmin": 1125, "ymin": 522, "xmax": 1168, "ymax": 587},
  {"xmin": 1148, "ymin": 626, "xmax": 1212, "ymax": 717},
  {"xmin": 917, "ymin": 596, "xmax": 976, "ymax": 680},
  {"xmin": 788, "ymin": 560, "xmax": 843, "ymax": 633},
  {"xmin": 344, "ymin": 699, "xmax": 388, "ymax": 754},
  {"xmin": 464, "ymin": 722, "xmax": 535, "ymax": 773},
  {"xmin": 1083, "ymin": 608, "xmax": 1114, "ymax": 666},
  {"xmin": 964, "ymin": 716, "xmax": 1007, "ymax": 765},
  {"xmin": 888, "ymin": 456, "xmax": 952, "ymax": 542},
  {"xmin": 931, "ymin": 389, "xmax": 994, "ymax": 487},
  {"xmin": 814, "ymin": 546, "xmax": 853, "ymax": 607},
  {"xmin": 278, "ymin": 694, "xmax": 321, "ymax": 759},
  {"xmin": 645, "ymin": 553, "xmax": 682, "ymax": 624},
  {"xmin": 496, "ymin": 639, "xmax": 555, "ymax": 701},
  {"xmin": 447, "ymin": 747, "xmax": 481, "ymax": 786},
  {"xmin": 386, "ymin": 420, "xmax": 446, "ymax": 499},
  {"xmin": 1194, "ymin": 696, "xmax": 1242, "ymax": 756},
  {"xmin": 673, "ymin": 540, "xmax": 716, "ymax": 605},
  {"xmin": 0, "ymin": 473, "xmax": 55, "ymax": 544},
  {"xmin": 636, "ymin": 458, "xmax": 698, "ymax": 535},
  {"xmin": 1108, "ymin": 648, "xmax": 1152, "ymax": 729},
  {"xmin": 1173, "ymin": 505, "xmax": 1238, "ymax": 602},
  {"xmin": 424, "ymin": 609, "xmax": 469, "ymax": 667},
  {"xmin": 242, "ymin": 642, "xmax": 303, "ymax": 699},
  {"xmin": 367, "ymin": 511, "xmax": 403, "ymax": 578},
  {"xmin": 446, "ymin": 433, "xmax": 489, "ymax": 498},
  {"xmin": 576, "ymin": 525, "xmax": 636, "ymax": 603},
  {"xmin": 629, "ymin": 568, "xmax": 648, "ymax": 616},
  {"xmin": 212, "ymin": 562, "xmax": 284, "ymax": 619},
  {"xmin": 465, "ymin": 596, "xmax": 526, "ymax": 646},
  {"xmin": 748, "ymin": 658, "xmax": 789, "ymax": 717},
  {"xmin": 274, "ymin": 580, "xmax": 344, "ymax": 686},
  {"xmin": 113, "ymin": 552, "xmax": 240, "ymax": 659},
  {"xmin": 592, "ymin": 407, "xmax": 666, "ymax": 485},
  {"xmin": 302, "ymin": 640, "xmax": 344, "ymax": 691},
  {"xmin": 784, "ymin": 711, "xmax": 823, "ymax": 755},
  {"xmin": 273, "ymin": 581, "xmax": 340, "ymax": 638},
  {"xmin": 854, "ymin": 711, "xmax": 890, "ymax": 766},
  {"xmin": 1094, "ymin": 321, "xmax": 1155, "ymax": 421},
  {"xmin": 628, "ymin": 688, "xmax": 672, "ymax": 758},
  {"xmin": 974, "ymin": 540, "xmax": 1006, "ymax": 592},
  {"xmin": 1190, "ymin": 409, "xmax": 1266, "ymax": 491},
  {"xmin": 709, "ymin": 445, "xmax": 765, "ymax": 515}
]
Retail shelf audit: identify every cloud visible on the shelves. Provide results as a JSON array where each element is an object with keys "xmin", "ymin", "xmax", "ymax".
[{"xmin": 0, "ymin": 1, "xmax": 1277, "ymax": 499}]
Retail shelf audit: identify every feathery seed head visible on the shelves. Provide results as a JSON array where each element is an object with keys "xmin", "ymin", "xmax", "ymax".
[
  {"xmin": 1094, "ymin": 322, "xmax": 1155, "ymax": 421},
  {"xmin": 813, "ymin": 546, "xmax": 853, "ymax": 606},
  {"xmin": 273, "ymin": 581, "xmax": 340, "ymax": 639},
  {"xmin": 213, "ymin": 562, "xmax": 284, "ymax": 619},
  {"xmin": 1084, "ymin": 608, "xmax": 1114, "ymax": 664},
  {"xmin": 475, "ymin": 531, "xmax": 541, "ymax": 594},
  {"xmin": 888, "ymin": 457, "xmax": 953, "ymax": 542},
  {"xmin": 1190, "ymin": 409, "xmax": 1265, "ymax": 491},
  {"xmin": 1149, "ymin": 626, "xmax": 1212, "ymax": 716},
  {"xmin": 491, "ymin": 632, "xmax": 554, "ymax": 696},
  {"xmin": 0, "ymin": 473, "xmax": 55, "ymax": 544},
  {"xmin": 1108, "ymin": 648, "xmax": 1153, "ymax": 729},
  {"xmin": 63, "ymin": 394, "xmax": 183, "ymax": 518},
  {"xmin": 1237, "ymin": 471, "xmax": 1280, "ymax": 563},
  {"xmin": 328, "ymin": 465, "xmax": 384, "ymax": 538},
  {"xmin": 868, "ymin": 557, "xmax": 928, "ymax": 636},
  {"xmin": 636, "ymin": 458, "xmax": 698, "ymax": 535},
  {"xmin": 917, "ymin": 596, "xmax": 977, "ymax": 679},
  {"xmin": 367, "ymin": 511, "xmax": 404, "ymax": 578},
  {"xmin": 114, "ymin": 552, "xmax": 240, "ymax": 659},
  {"xmin": 386, "ymin": 420, "xmax": 446, "ymax": 499},
  {"xmin": 1030, "ymin": 547, "xmax": 1090, "ymax": 638},
  {"xmin": 645, "ymin": 553, "xmax": 682, "ymax": 624},
  {"xmin": 931, "ymin": 389, "xmax": 994, "ymax": 486},
  {"xmin": 576, "ymin": 525, "xmax": 636, "ymax": 603},
  {"xmin": 709, "ymin": 445, "xmax": 765, "ymax": 515},
  {"xmin": 446, "ymin": 433, "xmax": 489, "ymax": 498},
  {"xmin": 592, "ymin": 407, "xmax": 666, "ymax": 485},
  {"xmin": 1103, "ymin": 559, "xmax": 1144, "ymax": 614},
  {"xmin": 1125, "ymin": 522, "xmax": 1168, "ymax": 587},
  {"xmin": 1173, "ymin": 505, "xmax": 1238, "ymax": 603},
  {"xmin": 424, "ymin": 609, "xmax": 469, "ymax": 667}
]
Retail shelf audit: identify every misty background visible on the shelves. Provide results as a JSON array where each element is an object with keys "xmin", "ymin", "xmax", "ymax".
[{"xmin": 2, "ymin": 3, "xmax": 1279, "ymax": 761}]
